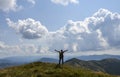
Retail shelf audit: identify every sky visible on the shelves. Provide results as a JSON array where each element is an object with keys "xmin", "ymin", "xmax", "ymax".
[{"xmin": 0, "ymin": 0, "xmax": 120, "ymax": 58}]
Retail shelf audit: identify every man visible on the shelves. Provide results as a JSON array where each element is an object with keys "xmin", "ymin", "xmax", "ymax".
[{"xmin": 55, "ymin": 49, "xmax": 68, "ymax": 65}]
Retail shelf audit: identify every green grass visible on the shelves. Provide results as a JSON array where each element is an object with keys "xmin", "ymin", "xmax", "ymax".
[{"xmin": 0, "ymin": 62, "xmax": 119, "ymax": 77}]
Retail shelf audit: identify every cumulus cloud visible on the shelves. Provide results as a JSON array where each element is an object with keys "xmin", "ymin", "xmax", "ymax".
[
  {"xmin": 51, "ymin": 0, "xmax": 79, "ymax": 6},
  {"xmin": 92, "ymin": 9, "xmax": 120, "ymax": 47},
  {"xmin": 0, "ymin": 41, "xmax": 21, "ymax": 53},
  {"xmin": 46, "ymin": 8, "xmax": 120, "ymax": 52},
  {"xmin": 0, "ymin": 41, "xmax": 55, "ymax": 58},
  {"xmin": 0, "ymin": 41, "xmax": 39, "ymax": 56},
  {"xmin": 6, "ymin": 8, "xmax": 120, "ymax": 54},
  {"xmin": 0, "ymin": 0, "xmax": 22, "ymax": 12},
  {"xmin": 6, "ymin": 18, "xmax": 48, "ymax": 39}
]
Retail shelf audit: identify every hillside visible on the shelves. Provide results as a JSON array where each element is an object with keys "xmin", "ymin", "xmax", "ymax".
[
  {"xmin": 65, "ymin": 58, "xmax": 120, "ymax": 75},
  {"xmin": 0, "ymin": 62, "xmax": 117, "ymax": 77}
]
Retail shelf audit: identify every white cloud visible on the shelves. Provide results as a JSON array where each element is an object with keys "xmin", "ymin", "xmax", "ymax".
[
  {"xmin": 6, "ymin": 18, "xmax": 48, "ymax": 39},
  {"xmin": 6, "ymin": 8, "xmax": 120, "ymax": 55},
  {"xmin": 27, "ymin": 0, "xmax": 35, "ymax": 5},
  {"xmin": 0, "ymin": 41, "xmax": 21, "ymax": 53},
  {"xmin": 51, "ymin": 0, "xmax": 79, "ymax": 6},
  {"xmin": 0, "ymin": 0, "xmax": 22, "ymax": 12},
  {"xmin": 0, "ymin": 41, "xmax": 38, "ymax": 56},
  {"xmin": 90, "ymin": 9, "xmax": 120, "ymax": 47},
  {"xmin": 46, "ymin": 8, "xmax": 120, "ymax": 52}
]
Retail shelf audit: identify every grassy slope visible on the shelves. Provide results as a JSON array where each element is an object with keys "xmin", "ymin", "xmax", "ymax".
[
  {"xmin": 0, "ymin": 62, "xmax": 118, "ymax": 77},
  {"xmin": 65, "ymin": 58, "xmax": 120, "ymax": 75}
]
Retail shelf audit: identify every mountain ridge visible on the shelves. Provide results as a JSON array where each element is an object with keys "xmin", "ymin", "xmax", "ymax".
[
  {"xmin": 65, "ymin": 58, "xmax": 120, "ymax": 75},
  {"xmin": 0, "ymin": 61, "xmax": 117, "ymax": 77}
]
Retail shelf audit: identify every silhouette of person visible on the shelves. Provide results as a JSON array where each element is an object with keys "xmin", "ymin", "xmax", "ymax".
[{"xmin": 55, "ymin": 49, "xmax": 68, "ymax": 65}]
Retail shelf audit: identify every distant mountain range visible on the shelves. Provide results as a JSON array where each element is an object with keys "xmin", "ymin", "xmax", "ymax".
[
  {"xmin": 0, "ymin": 56, "xmax": 58, "ymax": 68},
  {"xmin": 65, "ymin": 58, "xmax": 120, "ymax": 75},
  {"xmin": 76, "ymin": 54, "xmax": 120, "ymax": 60},
  {"xmin": 0, "ymin": 59, "xmax": 22, "ymax": 68},
  {"xmin": 39, "ymin": 58, "xmax": 58, "ymax": 63},
  {"xmin": 0, "ymin": 54, "xmax": 120, "ymax": 75}
]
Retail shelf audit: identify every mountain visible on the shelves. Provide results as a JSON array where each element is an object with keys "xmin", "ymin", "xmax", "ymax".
[
  {"xmin": 39, "ymin": 58, "xmax": 58, "ymax": 63},
  {"xmin": 2, "ymin": 56, "xmax": 41, "ymax": 63},
  {"xmin": 65, "ymin": 58, "xmax": 120, "ymax": 75},
  {"xmin": 0, "ymin": 58, "xmax": 23, "ymax": 68},
  {"xmin": 0, "ymin": 54, "xmax": 120, "ymax": 71},
  {"xmin": 0, "ymin": 56, "xmax": 58, "ymax": 69},
  {"xmin": 76, "ymin": 55, "xmax": 120, "ymax": 60},
  {"xmin": 0, "ymin": 62, "xmax": 116, "ymax": 77},
  {"xmin": 0, "ymin": 56, "xmax": 41, "ymax": 68}
]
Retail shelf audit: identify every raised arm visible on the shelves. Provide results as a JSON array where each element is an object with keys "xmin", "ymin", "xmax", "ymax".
[{"xmin": 55, "ymin": 49, "xmax": 60, "ymax": 52}]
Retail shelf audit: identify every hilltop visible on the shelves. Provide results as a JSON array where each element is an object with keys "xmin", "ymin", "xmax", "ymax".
[
  {"xmin": 0, "ymin": 62, "xmax": 117, "ymax": 77},
  {"xmin": 65, "ymin": 58, "xmax": 120, "ymax": 75}
]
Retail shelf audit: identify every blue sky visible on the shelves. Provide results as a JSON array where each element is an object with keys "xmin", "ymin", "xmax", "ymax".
[
  {"xmin": 1, "ymin": 0, "xmax": 120, "ymax": 31},
  {"xmin": 0, "ymin": 0, "xmax": 120, "ymax": 58}
]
